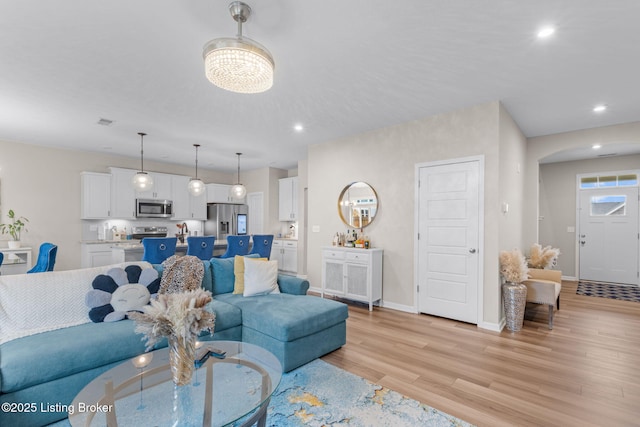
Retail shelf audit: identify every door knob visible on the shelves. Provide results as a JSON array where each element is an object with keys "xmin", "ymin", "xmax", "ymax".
[{"xmin": 469, "ymin": 248, "xmax": 477, "ymax": 254}]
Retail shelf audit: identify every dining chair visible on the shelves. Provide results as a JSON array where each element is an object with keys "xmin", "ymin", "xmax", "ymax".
[
  {"xmin": 248, "ymin": 235, "xmax": 274, "ymax": 259},
  {"xmin": 186, "ymin": 236, "xmax": 216, "ymax": 260},
  {"xmin": 141, "ymin": 237, "xmax": 177, "ymax": 264},
  {"xmin": 27, "ymin": 243, "xmax": 58, "ymax": 273},
  {"xmin": 217, "ymin": 235, "xmax": 250, "ymax": 258}
]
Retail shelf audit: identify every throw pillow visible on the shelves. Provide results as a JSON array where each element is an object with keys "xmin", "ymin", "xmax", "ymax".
[
  {"xmin": 211, "ymin": 253, "xmax": 261, "ymax": 295},
  {"xmin": 159, "ymin": 255, "xmax": 204, "ymax": 294},
  {"xmin": 233, "ymin": 255, "xmax": 267, "ymax": 294},
  {"xmin": 85, "ymin": 265, "xmax": 160, "ymax": 322},
  {"xmin": 243, "ymin": 258, "xmax": 280, "ymax": 297}
]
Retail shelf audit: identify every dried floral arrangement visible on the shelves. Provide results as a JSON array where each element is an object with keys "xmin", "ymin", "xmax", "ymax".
[
  {"xmin": 129, "ymin": 288, "xmax": 215, "ymax": 351},
  {"xmin": 499, "ymin": 249, "xmax": 529, "ymax": 284},
  {"xmin": 527, "ymin": 243, "xmax": 560, "ymax": 269}
]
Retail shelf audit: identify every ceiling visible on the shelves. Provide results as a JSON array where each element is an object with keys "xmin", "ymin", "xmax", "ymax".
[{"xmin": 1, "ymin": 1, "xmax": 639, "ymax": 173}]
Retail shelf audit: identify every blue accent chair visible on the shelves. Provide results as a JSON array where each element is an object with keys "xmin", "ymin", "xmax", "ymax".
[
  {"xmin": 27, "ymin": 243, "xmax": 58, "ymax": 273},
  {"xmin": 186, "ymin": 236, "xmax": 216, "ymax": 260},
  {"xmin": 218, "ymin": 235, "xmax": 250, "ymax": 258},
  {"xmin": 141, "ymin": 237, "xmax": 177, "ymax": 264},
  {"xmin": 0, "ymin": 252, "xmax": 3, "ymax": 275},
  {"xmin": 249, "ymin": 234, "xmax": 274, "ymax": 259}
]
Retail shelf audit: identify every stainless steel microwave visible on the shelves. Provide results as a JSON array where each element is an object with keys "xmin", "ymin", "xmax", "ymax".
[{"xmin": 136, "ymin": 199, "xmax": 173, "ymax": 218}]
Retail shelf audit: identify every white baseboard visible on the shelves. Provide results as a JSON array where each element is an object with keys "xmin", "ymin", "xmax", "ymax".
[
  {"xmin": 562, "ymin": 275, "xmax": 577, "ymax": 282},
  {"xmin": 380, "ymin": 300, "xmax": 418, "ymax": 314},
  {"xmin": 308, "ymin": 286, "xmax": 322, "ymax": 293},
  {"xmin": 478, "ymin": 319, "xmax": 504, "ymax": 332}
]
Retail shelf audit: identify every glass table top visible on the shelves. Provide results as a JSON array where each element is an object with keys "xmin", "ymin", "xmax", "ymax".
[{"xmin": 68, "ymin": 341, "xmax": 282, "ymax": 427}]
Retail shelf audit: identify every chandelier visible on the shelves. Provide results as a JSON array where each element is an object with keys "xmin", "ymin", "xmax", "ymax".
[{"xmin": 203, "ymin": 1, "xmax": 274, "ymax": 94}]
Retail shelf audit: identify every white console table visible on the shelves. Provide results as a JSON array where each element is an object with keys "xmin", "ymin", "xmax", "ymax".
[
  {"xmin": 0, "ymin": 247, "xmax": 33, "ymax": 275},
  {"xmin": 321, "ymin": 246, "xmax": 383, "ymax": 311}
]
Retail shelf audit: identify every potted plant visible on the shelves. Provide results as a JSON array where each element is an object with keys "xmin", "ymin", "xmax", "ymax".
[{"xmin": 0, "ymin": 209, "xmax": 29, "ymax": 249}]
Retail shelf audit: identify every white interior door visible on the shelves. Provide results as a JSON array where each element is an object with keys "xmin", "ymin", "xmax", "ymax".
[
  {"xmin": 579, "ymin": 187, "xmax": 639, "ymax": 285},
  {"xmin": 417, "ymin": 160, "xmax": 480, "ymax": 324}
]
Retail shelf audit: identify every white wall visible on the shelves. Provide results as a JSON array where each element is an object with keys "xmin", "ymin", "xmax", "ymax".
[
  {"xmin": 539, "ymin": 154, "xmax": 640, "ymax": 277},
  {"xmin": 524, "ymin": 121, "xmax": 640, "ymax": 249},
  {"xmin": 307, "ymin": 101, "xmax": 511, "ymax": 326},
  {"xmin": 0, "ymin": 139, "xmax": 232, "ymax": 270}
]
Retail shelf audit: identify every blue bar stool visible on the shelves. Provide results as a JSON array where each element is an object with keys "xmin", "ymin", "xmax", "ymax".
[
  {"xmin": 249, "ymin": 235, "xmax": 274, "ymax": 259},
  {"xmin": 142, "ymin": 237, "xmax": 177, "ymax": 264},
  {"xmin": 27, "ymin": 243, "xmax": 58, "ymax": 273},
  {"xmin": 218, "ymin": 235, "xmax": 250, "ymax": 258},
  {"xmin": 186, "ymin": 236, "xmax": 216, "ymax": 260}
]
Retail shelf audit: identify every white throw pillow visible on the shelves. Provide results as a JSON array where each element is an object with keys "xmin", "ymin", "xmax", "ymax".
[{"xmin": 243, "ymin": 258, "xmax": 280, "ymax": 297}]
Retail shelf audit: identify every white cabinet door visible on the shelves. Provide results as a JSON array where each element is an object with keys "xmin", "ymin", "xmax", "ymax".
[
  {"xmin": 207, "ymin": 183, "xmax": 246, "ymax": 204},
  {"xmin": 137, "ymin": 172, "xmax": 172, "ymax": 200},
  {"xmin": 278, "ymin": 177, "xmax": 298, "ymax": 221},
  {"xmin": 272, "ymin": 239, "xmax": 298, "ymax": 273},
  {"xmin": 171, "ymin": 175, "xmax": 191, "ymax": 220},
  {"xmin": 281, "ymin": 241, "xmax": 298, "ymax": 273},
  {"xmin": 109, "ymin": 168, "xmax": 136, "ymax": 219},
  {"xmin": 189, "ymin": 193, "xmax": 207, "ymax": 220},
  {"xmin": 81, "ymin": 172, "xmax": 111, "ymax": 219},
  {"xmin": 81, "ymin": 243, "xmax": 115, "ymax": 268},
  {"xmin": 321, "ymin": 247, "xmax": 383, "ymax": 311}
]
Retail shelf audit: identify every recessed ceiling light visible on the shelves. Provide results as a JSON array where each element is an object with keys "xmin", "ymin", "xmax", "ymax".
[
  {"xmin": 293, "ymin": 123, "xmax": 304, "ymax": 132},
  {"xmin": 592, "ymin": 144, "xmax": 602, "ymax": 150},
  {"xmin": 537, "ymin": 26, "xmax": 555, "ymax": 38},
  {"xmin": 593, "ymin": 105, "xmax": 607, "ymax": 113}
]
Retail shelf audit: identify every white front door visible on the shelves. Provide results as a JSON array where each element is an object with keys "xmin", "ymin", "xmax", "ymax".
[
  {"xmin": 579, "ymin": 187, "xmax": 639, "ymax": 285},
  {"xmin": 417, "ymin": 159, "xmax": 481, "ymax": 324}
]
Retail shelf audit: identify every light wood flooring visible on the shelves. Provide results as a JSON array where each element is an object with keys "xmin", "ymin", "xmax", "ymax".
[{"xmin": 320, "ymin": 281, "xmax": 640, "ymax": 427}]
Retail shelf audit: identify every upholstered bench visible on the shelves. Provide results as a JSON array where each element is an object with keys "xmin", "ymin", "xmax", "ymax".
[{"xmin": 523, "ymin": 268, "xmax": 562, "ymax": 329}]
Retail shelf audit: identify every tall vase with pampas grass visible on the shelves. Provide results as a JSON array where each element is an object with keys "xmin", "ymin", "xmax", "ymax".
[
  {"xmin": 129, "ymin": 289, "xmax": 215, "ymax": 386},
  {"xmin": 499, "ymin": 249, "xmax": 529, "ymax": 332}
]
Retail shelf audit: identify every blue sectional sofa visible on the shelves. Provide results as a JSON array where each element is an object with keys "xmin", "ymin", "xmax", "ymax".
[{"xmin": 0, "ymin": 259, "xmax": 348, "ymax": 427}]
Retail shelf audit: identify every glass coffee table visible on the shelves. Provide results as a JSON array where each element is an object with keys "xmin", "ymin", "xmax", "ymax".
[{"xmin": 69, "ymin": 341, "xmax": 282, "ymax": 427}]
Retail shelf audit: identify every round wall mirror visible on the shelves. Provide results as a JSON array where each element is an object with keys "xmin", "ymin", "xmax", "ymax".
[{"xmin": 338, "ymin": 182, "xmax": 379, "ymax": 228}]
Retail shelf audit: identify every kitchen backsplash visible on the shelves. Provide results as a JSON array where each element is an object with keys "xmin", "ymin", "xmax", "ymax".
[{"xmin": 81, "ymin": 219, "xmax": 204, "ymax": 241}]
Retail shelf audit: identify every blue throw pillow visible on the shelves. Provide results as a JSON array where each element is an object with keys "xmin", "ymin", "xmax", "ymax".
[{"xmin": 210, "ymin": 254, "xmax": 259, "ymax": 295}]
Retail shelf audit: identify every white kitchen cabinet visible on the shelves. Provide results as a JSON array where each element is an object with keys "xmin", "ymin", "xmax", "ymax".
[
  {"xmin": 81, "ymin": 243, "xmax": 115, "ymax": 268},
  {"xmin": 278, "ymin": 177, "xmax": 298, "ymax": 221},
  {"xmin": 321, "ymin": 247, "xmax": 383, "ymax": 311},
  {"xmin": 136, "ymin": 172, "xmax": 172, "ymax": 200},
  {"xmin": 272, "ymin": 239, "xmax": 298, "ymax": 274},
  {"xmin": 172, "ymin": 175, "xmax": 207, "ymax": 220},
  {"xmin": 109, "ymin": 167, "xmax": 137, "ymax": 219},
  {"xmin": 81, "ymin": 172, "xmax": 111, "ymax": 219},
  {"xmin": 206, "ymin": 183, "xmax": 246, "ymax": 204}
]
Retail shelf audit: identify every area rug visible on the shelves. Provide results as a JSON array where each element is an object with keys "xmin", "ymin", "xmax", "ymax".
[
  {"xmin": 577, "ymin": 281, "xmax": 640, "ymax": 302},
  {"xmin": 48, "ymin": 359, "xmax": 473, "ymax": 427}
]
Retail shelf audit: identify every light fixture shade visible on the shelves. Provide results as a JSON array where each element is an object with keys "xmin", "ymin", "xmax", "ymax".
[
  {"xmin": 132, "ymin": 171, "xmax": 154, "ymax": 192},
  {"xmin": 188, "ymin": 178, "xmax": 206, "ymax": 196},
  {"xmin": 203, "ymin": 37, "xmax": 274, "ymax": 94},
  {"xmin": 230, "ymin": 183, "xmax": 247, "ymax": 199}
]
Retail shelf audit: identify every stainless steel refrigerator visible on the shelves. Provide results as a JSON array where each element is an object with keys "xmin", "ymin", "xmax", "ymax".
[{"xmin": 204, "ymin": 203, "xmax": 248, "ymax": 239}]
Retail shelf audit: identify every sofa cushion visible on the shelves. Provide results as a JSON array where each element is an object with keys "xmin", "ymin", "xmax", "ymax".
[
  {"xmin": 205, "ymin": 299, "xmax": 243, "ymax": 333},
  {"xmin": 0, "ymin": 320, "xmax": 147, "ymax": 393},
  {"xmin": 210, "ymin": 254, "xmax": 259, "ymax": 295},
  {"xmin": 215, "ymin": 293, "xmax": 348, "ymax": 342}
]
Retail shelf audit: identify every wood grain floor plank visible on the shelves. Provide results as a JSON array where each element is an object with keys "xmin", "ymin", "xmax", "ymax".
[{"xmin": 320, "ymin": 281, "xmax": 640, "ymax": 426}]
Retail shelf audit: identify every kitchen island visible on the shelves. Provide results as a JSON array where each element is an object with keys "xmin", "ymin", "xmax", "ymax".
[{"xmin": 111, "ymin": 241, "xmax": 229, "ymax": 262}]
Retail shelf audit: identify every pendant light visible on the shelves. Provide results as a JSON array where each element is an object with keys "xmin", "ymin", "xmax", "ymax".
[
  {"xmin": 131, "ymin": 132, "xmax": 154, "ymax": 191},
  {"xmin": 202, "ymin": 1, "xmax": 274, "ymax": 94},
  {"xmin": 188, "ymin": 144, "xmax": 206, "ymax": 196},
  {"xmin": 229, "ymin": 152, "xmax": 247, "ymax": 199}
]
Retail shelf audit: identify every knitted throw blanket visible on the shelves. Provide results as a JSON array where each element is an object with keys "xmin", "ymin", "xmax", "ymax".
[{"xmin": 159, "ymin": 255, "xmax": 204, "ymax": 294}]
